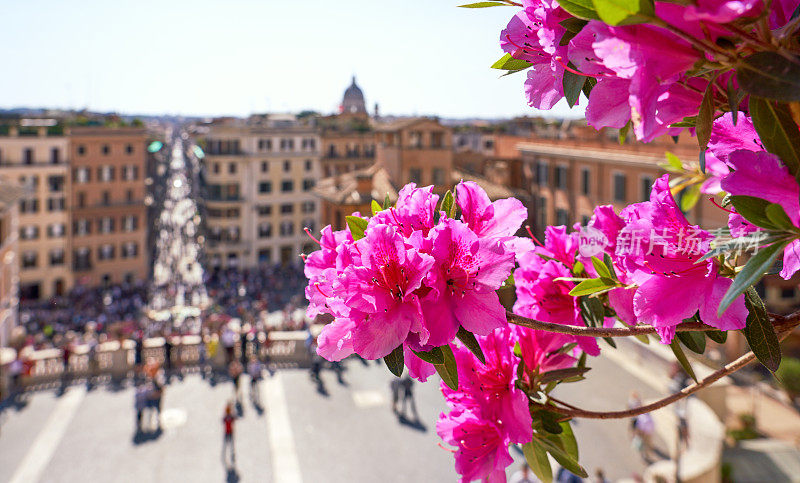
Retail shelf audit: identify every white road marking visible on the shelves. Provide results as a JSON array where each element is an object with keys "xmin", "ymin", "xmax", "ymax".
[
  {"xmin": 352, "ymin": 390, "xmax": 387, "ymax": 408},
  {"xmin": 264, "ymin": 374, "xmax": 302, "ymax": 483},
  {"xmin": 9, "ymin": 386, "xmax": 87, "ymax": 483}
]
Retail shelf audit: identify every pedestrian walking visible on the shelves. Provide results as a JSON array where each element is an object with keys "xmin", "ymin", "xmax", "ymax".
[
  {"xmin": 247, "ymin": 356, "xmax": 263, "ymax": 406},
  {"xmin": 228, "ymin": 360, "xmax": 243, "ymax": 403},
  {"xmin": 134, "ymin": 382, "xmax": 147, "ymax": 433},
  {"xmin": 398, "ymin": 376, "xmax": 418, "ymax": 420},
  {"xmin": 222, "ymin": 403, "xmax": 236, "ymax": 467}
]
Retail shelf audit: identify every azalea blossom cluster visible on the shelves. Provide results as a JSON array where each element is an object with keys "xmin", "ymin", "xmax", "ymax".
[
  {"xmin": 500, "ymin": 0, "xmax": 800, "ymax": 141},
  {"xmin": 304, "ymin": 181, "xmax": 530, "ymax": 379}
]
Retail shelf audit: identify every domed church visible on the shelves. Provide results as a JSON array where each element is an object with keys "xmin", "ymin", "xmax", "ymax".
[{"xmin": 340, "ymin": 76, "xmax": 367, "ymax": 115}]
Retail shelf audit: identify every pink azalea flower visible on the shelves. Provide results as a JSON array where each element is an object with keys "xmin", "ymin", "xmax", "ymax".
[
  {"xmin": 513, "ymin": 325, "xmax": 577, "ymax": 374},
  {"xmin": 683, "ymin": 0, "xmax": 763, "ymax": 23},
  {"xmin": 342, "ymin": 224, "xmax": 435, "ymax": 359},
  {"xmin": 721, "ymin": 150, "xmax": 800, "ymax": 279},
  {"xmin": 456, "ymin": 181, "xmax": 528, "ymax": 240},
  {"xmin": 372, "ymin": 183, "xmax": 439, "ymax": 237},
  {"xmin": 420, "ymin": 219, "xmax": 515, "ymax": 348},
  {"xmin": 436, "ymin": 409, "xmax": 514, "ymax": 483},
  {"xmin": 617, "ymin": 176, "xmax": 748, "ymax": 341},
  {"xmin": 441, "ymin": 328, "xmax": 533, "ymax": 444}
]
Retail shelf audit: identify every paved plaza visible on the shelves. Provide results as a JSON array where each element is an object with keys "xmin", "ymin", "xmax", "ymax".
[{"xmin": 0, "ymin": 352, "xmax": 664, "ymax": 483}]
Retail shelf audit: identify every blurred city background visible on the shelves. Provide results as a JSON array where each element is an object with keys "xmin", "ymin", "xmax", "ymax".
[{"xmin": 0, "ymin": 1, "xmax": 799, "ymax": 482}]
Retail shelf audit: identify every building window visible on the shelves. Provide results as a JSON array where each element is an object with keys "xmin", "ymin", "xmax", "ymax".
[
  {"xmin": 126, "ymin": 189, "xmax": 134, "ymax": 202},
  {"xmin": 213, "ymin": 163, "xmax": 220, "ymax": 174},
  {"xmin": 228, "ymin": 162, "xmax": 237, "ymax": 174},
  {"xmin": 23, "ymin": 148, "xmax": 33, "ymax": 165},
  {"xmin": 555, "ymin": 165, "xmax": 568, "ymax": 190},
  {"xmin": 77, "ymin": 145, "xmax": 86, "ymax": 156},
  {"xmin": 432, "ymin": 168, "xmax": 445, "ymax": 186},
  {"xmin": 74, "ymin": 219, "xmax": 91, "ymax": 236},
  {"xmin": 257, "ymin": 205, "xmax": 272, "ymax": 216},
  {"xmin": 225, "ymin": 184, "xmax": 240, "ymax": 200},
  {"xmin": 304, "ymin": 160, "xmax": 312, "ymax": 171},
  {"xmin": 51, "ymin": 148, "xmax": 60, "ymax": 164},
  {"xmin": 302, "ymin": 179, "xmax": 315, "ymax": 191},
  {"xmin": 301, "ymin": 201, "xmax": 315, "ymax": 213},
  {"xmin": 123, "ymin": 165, "xmax": 138, "ymax": 181},
  {"xmin": 74, "ymin": 248, "xmax": 91, "ymax": 270},
  {"xmin": 77, "ymin": 192, "xmax": 86, "ymax": 208},
  {"xmin": 47, "ymin": 223, "xmax": 65, "ymax": 238},
  {"xmin": 102, "ymin": 144, "xmax": 110, "ymax": 155},
  {"xmin": 640, "ymin": 175, "xmax": 654, "ymax": 202},
  {"xmin": 123, "ymin": 215, "xmax": 138, "ymax": 232},
  {"xmin": 580, "ymin": 168, "xmax": 591, "ymax": 196},
  {"xmin": 126, "ymin": 144, "xmax": 134, "ymax": 154},
  {"xmin": 50, "ymin": 249, "xmax": 65, "ymax": 266},
  {"xmin": 556, "ymin": 209, "xmax": 569, "ymax": 226},
  {"xmin": 22, "ymin": 251, "xmax": 37, "ymax": 269},
  {"xmin": 102, "ymin": 191, "xmax": 111, "ymax": 205},
  {"xmin": 75, "ymin": 167, "xmax": 90, "ymax": 183},
  {"xmin": 258, "ymin": 223, "xmax": 273, "ymax": 238},
  {"xmin": 302, "ymin": 218, "xmax": 316, "ymax": 233},
  {"xmin": 20, "ymin": 225, "xmax": 39, "ymax": 240},
  {"xmin": 99, "ymin": 165, "xmax": 115, "ymax": 182},
  {"xmin": 781, "ymin": 287, "xmax": 797, "ymax": 299},
  {"xmin": 261, "ymin": 161, "xmax": 269, "ymax": 173},
  {"xmin": 20, "ymin": 199, "xmax": 39, "ymax": 214},
  {"xmin": 537, "ymin": 196, "xmax": 547, "ymax": 229},
  {"xmin": 409, "ymin": 168, "xmax": 422, "ymax": 184},
  {"xmin": 99, "ymin": 217, "xmax": 115, "ymax": 234},
  {"xmin": 280, "ymin": 203, "xmax": 294, "ymax": 214},
  {"xmin": 431, "ymin": 131, "xmax": 444, "ymax": 148},
  {"xmin": 47, "ymin": 197, "xmax": 65, "ymax": 212},
  {"xmin": 537, "ymin": 161, "xmax": 549, "ymax": 187},
  {"xmin": 258, "ymin": 181, "xmax": 272, "ymax": 194},
  {"xmin": 48, "ymin": 175, "xmax": 65, "ymax": 192},
  {"xmin": 98, "ymin": 244, "xmax": 115, "ymax": 260},
  {"xmin": 259, "ymin": 139, "xmax": 273, "ymax": 151},
  {"xmin": 280, "ymin": 221, "xmax": 294, "ymax": 236},
  {"xmin": 283, "ymin": 160, "xmax": 291, "ymax": 172},
  {"xmin": 581, "ymin": 215, "xmax": 591, "ymax": 226},
  {"xmin": 281, "ymin": 180, "xmax": 294, "ymax": 192},
  {"xmin": 613, "ymin": 173, "xmax": 627, "ymax": 202},
  {"xmin": 409, "ymin": 131, "xmax": 422, "ymax": 148},
  {"xmin": 258, "ymin": 249, "xmax": 272, "ymax": 263},
  {"xmin": 122, "ymin": 242, "xmax": 138, "ymax": 258}
]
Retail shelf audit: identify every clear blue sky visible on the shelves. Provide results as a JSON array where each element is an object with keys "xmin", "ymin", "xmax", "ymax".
[{"xmin": 0, "ymin": 0, "xmax": 584, "ymax": 119}]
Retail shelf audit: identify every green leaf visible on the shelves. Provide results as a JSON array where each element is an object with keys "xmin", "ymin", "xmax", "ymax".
[
  {"xmin": 719, "ymin": 240, "xmax": 789, "ymax": 316},
  {"xmin": 569, "ymin": 277, "xmax": 616, "ymax": 296},
  {"xmin": 563, "ymin": 67, "xmax": 586, "ymax": 109},
  {"xmin": 539, "ymin": 367, "xmax": 591, "ymax": 384},
  {"xmin": 383, "ymin": 193, "xmax": 391, "ymax": 209},
  {"xmin": 603, "ymin": 253, "xmax": 618, "ymax": 280},
  {"xmin": 458, "ymin": 1, "xmax": 509, "ymax": 6},
  {"xmin": 456, "ymin": 327, "xmax": 486, "ymax": 365},
  {"xmin": 383, "ymin": 344, "xmax": 404, "ymax": 377},
  {"xmin": 371, "ymin": 199, "xmax": 382, "ymax": 216},
  {"xmin": 559, "ymin": 421, "xmax": 580, "ymax": 461},
  {"xmin": 346, "ymin": 215, "xmax": 368, "ymax": 240},
  {"xmin": 523, "ymin": 442, "xmax": 553, "ymax": 483},
  {"xmin": 590, "ymin": 256, "xmax": 612, "ymax": 279},
  {"xmin": 582, "ymin": 76, "xmax": 597, "ymax": 98},
  {"xmin": 680, "ymin": 183, "xmax": 702, "ymax": 212},
  {"xmin": 538, "ymin": 436, "xmax": 589, "ymax": 478},
  {"xmin": 539, "ymin": 411, "xmax": 564, "ymax": 434},
  {"xmin": 737, "ymin": 53, "xmax": 800, "ymax": 103},
  {"xmin": 603, "ymin": 336, "xmax": 617, "ymax": 348},
  {"xmin": 727, "ymin": 77, "xmax": 743, "ymax": 126},
  {"xmin": 556, "ymin": 0, "xmax": 600, "ymax": 19},
  {"xmin": 669, "ymin": 338, "xmax": 698, "ymax": 383},
  {"xmin": 491, "ymin": 53, "xmax": 533, "ymax": 71},
  {"xmin": 730, "ymin": 196, "xmax": 778, "ymax": 230},
  {"xmin": 765, "ymin": 203, "xmax": 797, "ymax": 231},
  {"xmin": 696, "ymin": 81, "xmax": 716, "ymax": 150},
  {"xmin": 579, "ymin": 295, "xmax": 605, "ymax": 328},
  {"xmin": 743, "ymin": 287, "xmax": 782, "ymax": 372},
  {"xmin": 634, "ymin": 334, "xmax": 650, "ymax": 344},
  {"xmin": 440, "ymin": 190, "xmax": 455, "ymax": 218},
  {"xmin": 412, "ymin": 346, "xmax": 445, "ymax": 365},
  {"xmin": 592, "ymin": 0, "xmax": 654, "ymax": 25},
  {"xmin": 749, "ymin": 97, "xmax": 800, "ymax": 179},
  {"xmin": 699, "ymin": 150, "xmax": 706, "ymax": 174},
  {"xmin": 665, "ymin": 151, "xmax": 683, "ymax": 172},
  {"xmin": 677, "ymin": 330, "xmax": 706, "ymax": 354},
  {"xmin": 559, "ymin": 17, "xmax": 589, "ymax": 33},
  {"xmin": 706, "ymin": 330, "xmax": 728, "ymax": 344},
  {"xmin": 619, "ymin": 120, "xmax": 631, "ymax": 145},
  {"xmin": 435, "ymin": 345, "xmax": 459, "ymax": 390}
]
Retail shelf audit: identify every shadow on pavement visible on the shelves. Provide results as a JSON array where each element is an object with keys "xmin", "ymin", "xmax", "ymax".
[
  {"xmin": 397, "ymin": 414, "xmax": 427, "ymax": 433},
  {"xmin": 225, "ymin": 466, "xmax": 240, "ymax": 483},
  {"xmin": 132, "ymin": 426, "xmax": 163, "ymax": 445}
]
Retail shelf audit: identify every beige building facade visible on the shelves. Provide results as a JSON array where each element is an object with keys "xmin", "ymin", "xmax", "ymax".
[
  {"xmin": 201, "ymin": 116, "xmax": 321, "ymax": 268},
  {"xmin": 0, "ymin": 126, "xmax": 72, "ymax": 300},
  {"xmin": 0, "ymin": 180, "xmax": 23, "ymax": 346}
]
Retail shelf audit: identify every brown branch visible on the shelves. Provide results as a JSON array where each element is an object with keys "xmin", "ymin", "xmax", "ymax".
[
  {"xmin": 507, "ymin": 310, "xmax": 800, "ymax": 338},
  {"xmin": 540, "ymin": 316, "xmax": 800, "ymax": 420}
]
